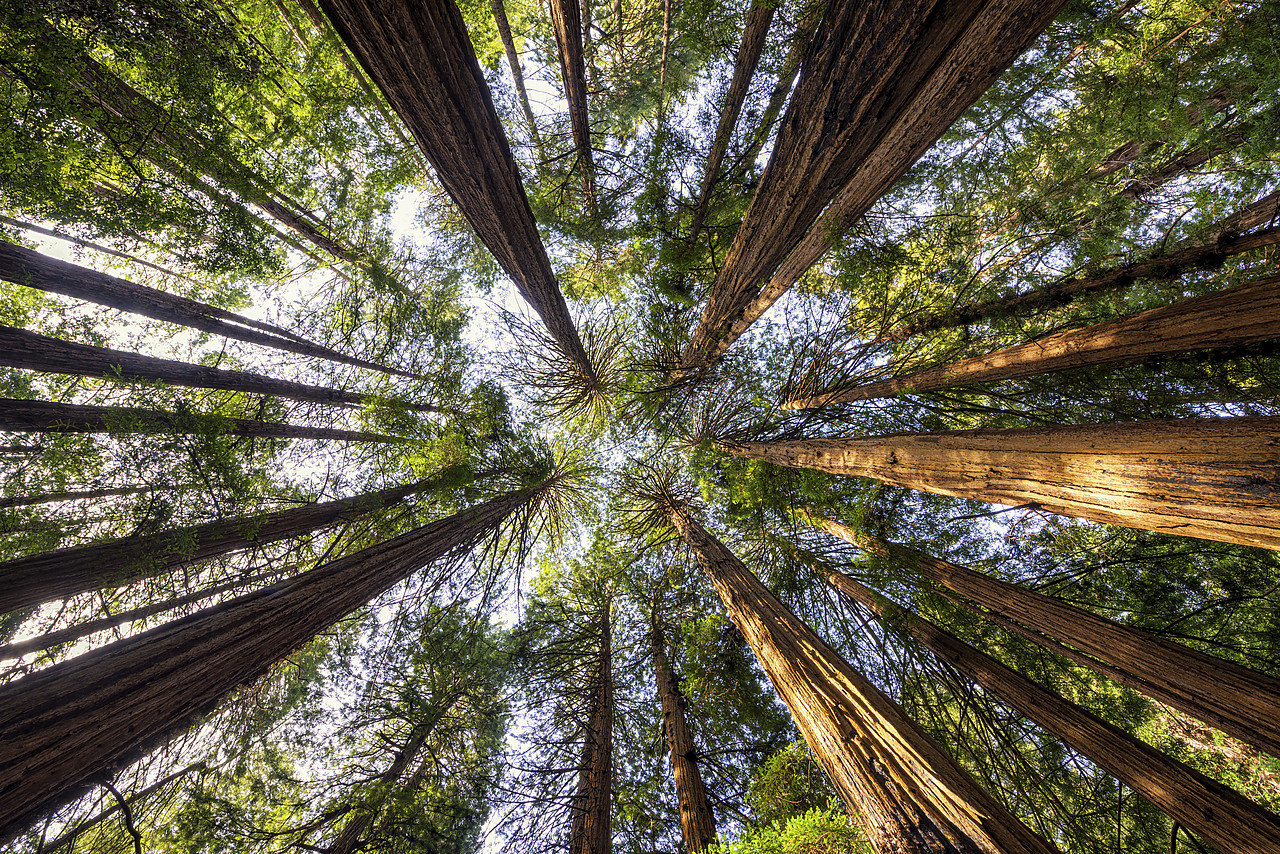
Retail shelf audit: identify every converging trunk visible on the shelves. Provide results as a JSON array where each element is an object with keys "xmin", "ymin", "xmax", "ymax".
[
  {"xmin": 797, "ymin": 543, "xmax": 1280, "ymax": 854},
  {"xmin": 570, "ymin": 603, "xmax": 613, "ymax": 854},
  {"xmin": 549, "ymin": 0, "xmax": 597, "ymax": 212},
  {"xmin": 808, "ymin": 516, "xmax": 1280, "ymax": 760},
  {"xmin": 668, "ymin": 509, "xmax": 1059, "ymax": 854},
  {"xmin": 492, "ymin": 0, "xmax": 542, "ymax": 142},
  {"xmin": 0, "ymin": 485, "xmax": 159, "ymax": 509},
  {"xmin": 721, "ymin": 417, "xmax": 1280, "ymax": 550},
  {"xmin": 0, "ymin": 486, "xmax": 532, "ymax": 843}
]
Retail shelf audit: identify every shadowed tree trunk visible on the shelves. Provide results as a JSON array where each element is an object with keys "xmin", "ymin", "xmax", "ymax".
[
  {"xmin": 650, "ymin": 607, "xmax": 716, "ymax": 852},
  {"xmin": 570, "ymin": 601, "xmax": 613, "ymax": 854},
  {"xmin": 317, "ymin": 0, "xmax": 597, "ymax": 386},
  {"xmin": 681, "ymin": 0, "xmax": 1070, "ymax": 371},
  {"xmin": 0, "ymin": 240, "xmax": 416, "ymax": 378},
  {"xmin": 807, "ymin": 516, "xmax": 1280, "ymax": 760},
  {"xmin": 491, "ymin": 0, "xmax": 542, "ymax": 143},
  {"xmin": 0, "ymin": 398, "xmax": 404, "ymax": 443},
  {"xmin": 720, "ymin": 416, "xmax": 1280, "ymax": 550},
  {"xmin": 0, "ymin": 485, "xmax": 159, "ymax": 509},
  {"xmin": 793, "ymin": 543, "xmax": 1280, "ymax": 854},
  {"xmin": 685, "ymin": 0, "xmax": 776, "ymax": 244},
  {"xmin": 0, "ymin": 325, "xmax": 444, "ymax": 413},
  {"xmin": 0, "ymin": 468, "xmax": 470, "ymax": 614},
  {"xmin": 782, "ymin": 273, "xmax": 1280, "ymax": 407},
  {"xmin": 667, "ymin": 508, "xmax": 1059, "ymax": 854},
  {"xmin": 0, "ymin": 486, "xmax": 533, "ymax": 843},
  {"xmin": 549, "ymin": 0, "xmax": 598, "ymax": 213}
]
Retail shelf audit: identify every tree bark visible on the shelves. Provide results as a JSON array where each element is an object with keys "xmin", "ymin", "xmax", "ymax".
[
  {"xmin": 0, "ymin": 398, "xmax": 403, "ymax": 443},
  {"xmin": 0, "ymin": 469, "xmax": 465, "ymax": 614},
  {"xmin": 316, "ymin": 0, "xmax": 597, "ymax": 385},
  {"xmin": 0, "ymin": 485, "xmax": 158, "ymax": 509},
  {"xmin": 669, "ymin": 509, "xmax": 1059, "ymax": 854},
  {"xmin": 570, "ymin": 602, "xmax": 613, "ymax": 854},
  {"xmin": 491, "ymin": 0, "xmax": 542, "ymax": 143},
  {"xmin": 0, "ymin": 240, "xmax": 417, "ymax": 379},
  {"xmin": 797, "ymin": 544, "xmax": 1280, "ymax": 854},
  {"xmin": 681, "ymin": 0, "xmax": 1070, "ymax": 371},
  {"xmin": 720, "ymin": 416, "xmax": 1280, "ymax": 550},
  {"xmin": 0, "ymin": 487, "xmax": 531, "ymax": 843},
  {"xmin": 782, "ymin": 273, "xmax": 1280, "ymax": 407},
  {"xmin": 549, "ymin": 0, "xmax": 598, "ymax": 213},
  {"xmin": 808, "ymin": 516, "xmax": 1280, "ymax": 761},
  {"xmin": 650, "ymin": 610, "xmax": 716, "ymax": 852},
  {"xmin": 685, "ymin": 0, "xmax": 776, "ymax": 244}
]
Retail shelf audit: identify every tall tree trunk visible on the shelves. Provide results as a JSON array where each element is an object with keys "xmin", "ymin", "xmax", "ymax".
[
  {"xmin": 681, "ymin": 0, "xmax": 1070, "ymax": 371},
  {"xmin": 719, "ymin": 416, "xmax": 1280, "ymax": 550},
  {"xmin": 0, "ymin": 325, "xmax": 442, "ymax": 412},
  {"xmin": 667, "ymin": 509, "xmax": 1059, "ymax": 854},
  {"xmin": 0, "ymin": 398, "xmax": 404, "ymax": 443},
  {"xmin": 807, "ymin": 516, "xmax": 1280, "ymax": 760},
  {"xmin": 650, "ymin": 609, "xmax": 716, "ymax": 852},
  {"xmin": 549, "ymin": 0, "xmax": 598, "ymax": 213},
  {"xmin": 0, "ymin": 215, "xmax": 192, "ymax": 283},
  {"xmin": 684, "ymin": 0, "xmax": 776, "ymax": 244},
  {"xmin": 0, "ymin": 468, "xmax": 467, "ymax": 614},
  {"xmin": 0, "ymin": 486, "xmax": 532, "ymax": 843},
  {"xmin": 796, "ymin": 544, "xmax": 1280, "ymax": 854},
  {"xmin": 570, "ymin": 602, "xmax": 613, "ymax": 854},
  {"xmin": 0, "ymin": 485, "xmax": 159, "ymax": 509},
  {"xmin": 783, "ymin": 273, "xmax": 1280, "ymax": 407},
  {"xmin": 316, "ymin": 0, "xmax": 597, "ymax": 386},
  {"xmin": 491, "ymin": 0, "xmax": 543, "ymax": 143},
  {"xmin": 0, "ymin": 240, "xmax": 417, "ymax": 379}
]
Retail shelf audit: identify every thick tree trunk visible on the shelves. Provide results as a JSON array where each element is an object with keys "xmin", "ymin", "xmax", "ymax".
[
  {"xmin": 798, "ymin": 545, "xmax": 1280, "ymax": 854},
  {"xmin": 491, "ymin": 0, "xmax": 542, "ymax": 143},
  {"xmin": 783, "ymin": 273, "xmax": 1280, "ymax": 407},
  {"xmin": 720, "ymin": 417, "xmax": 1280, "ymax": 550},
  {"xmin": 650, "ymin": 611, "xmax": 716, "ymax": 852},
  {"xmin": 681, "ymin": 0, "xmax": 1070, "ymax": 371},
  {"xmin": 570, "ymin": 604, "xmax": 613, "ymax": 854},
  {"xmin": 669, "ymin": 510, "xmax": 1058, "ymax": 854},
  {"xmin": 685, "ymin": 0, "xmax": 776, "ymax": 244},
  {"xmin": 809, "ymin": 517, "xmax": 1280, "ymax": 760},
  {"xmin": 549, "ymin": 0, "xmax": 598, "ymax": 213},
  {"xmin": 0, "ymin": 487, "xmax": 530, "ymax": 843},
  {"xmin": 0, "ymin": 398, "xmax": 403, "ymax": 443},
  {"xmin": 0, "ymin": 240, "xmax": 416, "ymax": 378},
  {"xmin": 0, "ymin": 469, "xmax": 465, "ymax": 614},
  {"xmin": 317, "ymin": 0, "xmax": 597, "ymax": 386}
]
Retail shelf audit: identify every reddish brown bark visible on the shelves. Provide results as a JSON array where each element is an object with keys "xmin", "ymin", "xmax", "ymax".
[
  {"xmin": 670, "ymin": 509, "xmax": 1058, "ymax": 854},
  {"xmin": 721, "ymin": 417, "xmax": 1280, "ymax": 550},
  {"xmin": 0, "ymin": 487, "xmax": 530, "ymax": 843},
  {"xmin": 570, "ymin": 603, "xmax": 613, "ymax": 854},
  {"xmin": 549, "ymin": 0, "xmax": 598, "ymax": 212},
  {"xmin": 681, "ymin": 0, "xmax": 1070, "ymax": 371},
  {"xmin": 783, "ymin": 273, "xmax": 1280, "ymax": 407},
  {"xmin": 799, "ymin": 546, "xmax": 1280, "ymax": 854}
]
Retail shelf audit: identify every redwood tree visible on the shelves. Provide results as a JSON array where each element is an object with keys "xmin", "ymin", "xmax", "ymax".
[{"xmin": 569, "ymin": 601, "xmax": 614, "ymax": 854}]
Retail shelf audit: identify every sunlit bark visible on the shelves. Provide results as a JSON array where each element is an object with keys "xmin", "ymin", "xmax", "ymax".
[{"xmin": 570, "ymin": 603, "xmax": 613, "ymax": 854}]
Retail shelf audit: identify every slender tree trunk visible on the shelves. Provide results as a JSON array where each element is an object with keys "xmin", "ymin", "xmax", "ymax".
[
  {"xmin": 0, "ymin": 468, "xmax": 467, "ymax": 614},
  {"xmin": 720, "ymin": 416, "xmax": 1280, "ymax": 550},
  {"xmin": 795, "ymin": 544, "xmax": 1280, "ymax": 854},
  {"xmin": 668, "ymin": 509, "xmax": 1058, "ymax": 854},
  {"xmin": 783, "ymin": 273, "xmax": 1280, "ymax": 407},
  {"xmin": 0, "ymin": 486, "xmax": 531, "ymax": 843},
  {"xmin": 491, "ymin": 0, "xmax": 543, "ymax": 143},
  {"xmin": 681, "ymin": 0, "xmax": 1070, "ymax": 371},
  {"xmin": 657, "ymin": 0, "xmax": 672, "ymax": 109},
  {"xmin": 807, "ymin": 516, "xmax": 1280, "ymax": 760},
  {"xmin": 0, "ymin": 485, "xmax": 158, "ymax": 509},
  {"xmin": 570, "ymin": 603, "xmax": 613, "ymax": 854},
  {"xmin": 317, "ymin": 0, "xmax": 597, "ymax": 386},
  {"xmin": 0, "ymin": 398, "xmax": 404, "ymax": 443},
  {"xmin": 0, "ymin": 240, "xmax": 416, "ymax": 378},
  {"xmin": 685, "ymin": 0, "xmax": 776, "ymax": 244},
  {"xmin": 549, "ymin": 0, "xmax": 598, "ymax": 213},
  {"xmin": 0, "ymin": 215, "xmax": 191, "ymax": 283},
  {"xmin": 650, "ymin": 610, "xmax": 716, "ymax": 852}
]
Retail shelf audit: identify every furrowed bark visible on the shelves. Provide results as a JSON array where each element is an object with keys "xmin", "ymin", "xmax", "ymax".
[
  {"xmin": 783, "ymin": 273, "xmax": 1280, "ymax": 407},
  {"xmin": 549, "ymin": 0, "xmax": 598, "ymax": 213},
  {"xmin": 0, "ymin": 240, "xmax": 417, "ymax": 378},
  {"xmin": 0, "ymin": 398, "xmax": 404, "ymax": 443},
  {"xmin": 0, "ymin": 487, "xmax": 529, "ymax": 843},
  {"xmin": 651, "ymin": 611, "xmax": 716, "ymax": 852},
  {"xmin": 797, "ymin": 544, "xmax": 1280, "ymax": 854},
  {"xmin": 669, "ymin": 509, "xmax": 1059, "ymax": 854},
  {"xmin": 685, "ymin": 0, "xmax": 777, "ymax": 243},
  {"xmin": 682, "ymin": 0, "xmax": 1070, "ymax": 371},
  {"xmin": 316, "ymin": 0, "xmax": 597, "ymax": 385},
  {"xmin": 720, "ymin": 417, "xmax": 1280, "ymax": 550},
  {"xmin": 0, "ymin": 469, "xmax": 465, "ymax": 614},
  {"xmin": 491, "ymin": 0, "xmax": 542, "ymax": 143},
  {"xmin": 570, "ymin": 603, "xmax": 613, "ymax": 854},
  {"xmin": 808, "ymin": 517, "xmax": 1280, "ymax": 760}
]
